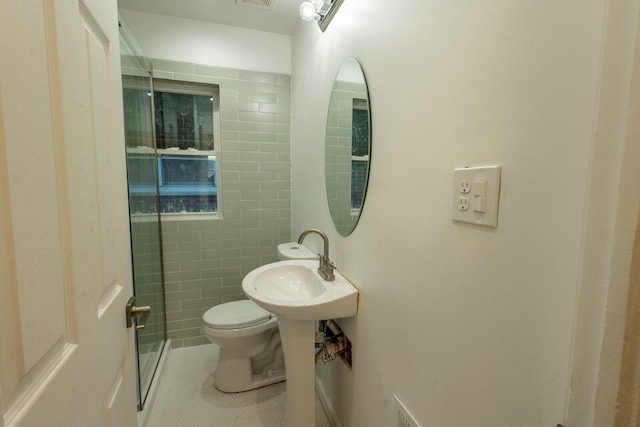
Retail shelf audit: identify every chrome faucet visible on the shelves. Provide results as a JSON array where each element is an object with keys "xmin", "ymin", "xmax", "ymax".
[{"xmin": 297, "ymin": 229, "xmax": 335, "ymax": 281}]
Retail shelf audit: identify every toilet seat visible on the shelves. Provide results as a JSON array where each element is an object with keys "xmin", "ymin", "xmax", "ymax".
[{"xmin": 203, "ymin": 300, "xmax": 271, "ymax": 330}]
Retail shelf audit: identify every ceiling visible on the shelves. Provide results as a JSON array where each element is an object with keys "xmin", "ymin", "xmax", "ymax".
[{"xmin": 118, "ymin": 0, "xmax": 302, "ymax": 35}]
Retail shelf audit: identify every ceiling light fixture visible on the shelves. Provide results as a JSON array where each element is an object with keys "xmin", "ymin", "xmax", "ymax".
[
  {"xmin": 299, "ymin": 1, "xmax": 320, "ymax": 21},
  {"xmin": 299, "ymin": 0, "xmax": 345, "ymax": 31}
]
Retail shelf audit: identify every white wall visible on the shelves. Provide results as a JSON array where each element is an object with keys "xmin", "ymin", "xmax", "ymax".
[
  {"xmin": 291, "ymin": 1, "xmax": 621, "ymax": 426},
  {"xmin": 119, "ymin": 9, "xmax": 291, "ymax": 74}
]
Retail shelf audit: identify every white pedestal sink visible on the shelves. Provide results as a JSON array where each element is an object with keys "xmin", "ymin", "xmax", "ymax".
[{"xmin": 242, "ymin": 260, "xmax": 358, "ymax": 427}]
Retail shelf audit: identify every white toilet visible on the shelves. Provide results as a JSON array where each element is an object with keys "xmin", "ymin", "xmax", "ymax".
[
  {"xmin": 201, "ymin": 242, "xmax": 318, "ymax": 393},
  {"xmin": 202, "ymin": 300, "xmax": 284, "ymax": 392}
]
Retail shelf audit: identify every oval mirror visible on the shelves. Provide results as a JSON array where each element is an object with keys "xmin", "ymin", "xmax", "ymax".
[{"xmin": 325, "ymin": 58, "xmax": 371, "ymax": 236}]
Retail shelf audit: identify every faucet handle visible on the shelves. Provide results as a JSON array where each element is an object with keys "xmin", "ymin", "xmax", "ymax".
[{"xmin": 319, "ymin": 254, "xmax": 333, "ymax": 267}]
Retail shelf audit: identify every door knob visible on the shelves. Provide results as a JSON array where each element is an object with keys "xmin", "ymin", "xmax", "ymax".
[{"xmin": 125, "ymin": 296, "xmax": 152, "ymax": 330}]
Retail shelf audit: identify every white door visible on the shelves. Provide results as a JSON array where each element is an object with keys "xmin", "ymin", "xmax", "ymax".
[{"xmin": 0, "ymin": 0, "xmax": 137, "ymax": 425}]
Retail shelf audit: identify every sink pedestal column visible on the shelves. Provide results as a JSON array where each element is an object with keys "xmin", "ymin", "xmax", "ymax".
[{"xmin": 277, "ymin": 317, "xmax": 315, "ymax": 427}]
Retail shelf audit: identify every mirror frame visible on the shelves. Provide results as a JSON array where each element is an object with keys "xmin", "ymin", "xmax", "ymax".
[{"xmin": 324, "ymin": 57, "xmax": 372, "ymax": 237}]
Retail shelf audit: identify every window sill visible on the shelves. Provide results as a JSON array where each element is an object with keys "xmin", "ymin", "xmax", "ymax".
[
  {"xmin": 126, "ymin": 147, "xmax": 217, "ymax": 157},
  {"xmin": 130, "ymin": 212, "xmax": 221, "ymax": 223}
]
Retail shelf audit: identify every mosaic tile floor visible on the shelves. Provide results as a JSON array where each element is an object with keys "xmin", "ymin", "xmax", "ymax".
[{"xmin": 147, "ymin": 343, "xmax": 331, "ymax": 427}]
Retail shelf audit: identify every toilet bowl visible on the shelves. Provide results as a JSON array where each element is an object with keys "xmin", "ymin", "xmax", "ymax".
[{"xmin": 202, "ymin": 300, "xmax": 285, "ymax": 392}]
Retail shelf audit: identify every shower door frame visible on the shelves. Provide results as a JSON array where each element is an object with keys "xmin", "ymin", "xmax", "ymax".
[
  {"xmin": 119, "ymin": 17, "xmax": 169, "ymax": 411},
  {"xmin": 134, "ymin": 71, "xmax": 168, "ymax": 411}
]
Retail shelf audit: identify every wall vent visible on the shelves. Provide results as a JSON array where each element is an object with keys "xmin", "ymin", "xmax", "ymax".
[
  {"xmin": 394, "ymin": 395, "xmax": 422, "ymax": 427},
  {"xmin": 236, "ymin": 0, "xmax": 277, "ymax": 10}
]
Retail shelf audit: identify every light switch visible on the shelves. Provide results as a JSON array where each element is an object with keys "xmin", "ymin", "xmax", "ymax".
[
  {"xmin": 474, "ymin": 195, "xmax": 486, "ymax": 213},
  {"xmin": 452, "ymin": 166, "xmax": 501, "ymax": 228},
  {"xmin": 472, "ymin": 180, "xmax": 487, "ymax": 196},
  {"xmin": 473, "ymin": 180, "xmax": 487, "ymax": 213}
]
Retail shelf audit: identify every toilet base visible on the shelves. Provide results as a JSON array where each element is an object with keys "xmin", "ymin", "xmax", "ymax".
[
  {"xmin": 215, "ymin": 367, "xmax": 286, "ymax": 393},
  {"xmin": 213, "ymin": 340, "xmax": 286, "ymax": 393}
]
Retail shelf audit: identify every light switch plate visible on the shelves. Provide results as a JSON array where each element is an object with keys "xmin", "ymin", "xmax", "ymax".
[{"xmin": 452, "ymin": 165, "xmax": 502, "ymax": 228}]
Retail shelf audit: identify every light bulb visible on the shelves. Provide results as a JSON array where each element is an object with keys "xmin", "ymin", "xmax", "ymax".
[{"xmin": 299, "ymin": 2, "xmax": 318, "ymax": 21}]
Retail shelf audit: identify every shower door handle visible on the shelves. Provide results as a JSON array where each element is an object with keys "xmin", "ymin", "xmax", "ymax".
[{"xmin": 126, "ymin": 297, "xmax": 152, "ymax": 330}]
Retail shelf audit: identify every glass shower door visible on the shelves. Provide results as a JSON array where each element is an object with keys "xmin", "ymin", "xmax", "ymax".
[{"xmin": 119, "ymin": 17, "xmax": 167, "ymax": 411}]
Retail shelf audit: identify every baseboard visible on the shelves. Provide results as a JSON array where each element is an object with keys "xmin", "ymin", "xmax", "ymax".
[
  {"xmin": 315, "ymin": 375, "xmax": 343, "ymax": 427},
  {"xmin": 137, "ymin": 339, "xmax": 172, "ymax": 427}
]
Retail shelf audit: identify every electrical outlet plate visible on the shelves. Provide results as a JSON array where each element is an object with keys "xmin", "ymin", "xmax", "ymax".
[
  {"xmin": 394, "ymin": 395, "xmax": 421, "ymax": 427},
  {"xmin": 452, "ymin": 165, "xmax": 502, "ymax": 228}
]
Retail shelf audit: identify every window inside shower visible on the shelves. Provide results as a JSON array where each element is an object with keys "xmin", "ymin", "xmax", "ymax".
[{"xmin": 124, "ymin": 78, "xmax": 221, "ymax": 216}]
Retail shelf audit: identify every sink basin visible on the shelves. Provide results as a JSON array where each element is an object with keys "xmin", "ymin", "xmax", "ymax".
[
  {"xmin": 242, "ymin": 260, "xmax": 358, "ymax": 320},
  {"xmin": 242, "ymin": 260, "xmax": 358, "ymax": 426}
]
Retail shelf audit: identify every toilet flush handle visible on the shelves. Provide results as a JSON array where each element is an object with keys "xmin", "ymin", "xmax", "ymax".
[{"xmin": 125, "ymin": 296, "xmax": 152, "ymax": 330}]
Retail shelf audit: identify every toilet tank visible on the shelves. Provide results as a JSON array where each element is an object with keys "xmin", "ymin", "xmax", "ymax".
[{"xmin": 277, "ymin": 243, "xmax": 319, "ymax": 261}]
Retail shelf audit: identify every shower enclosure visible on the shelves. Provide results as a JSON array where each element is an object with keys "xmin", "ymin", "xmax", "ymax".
[{"xmin": 119, "ymin": 16, "xmax": 167, "ymax": 411}]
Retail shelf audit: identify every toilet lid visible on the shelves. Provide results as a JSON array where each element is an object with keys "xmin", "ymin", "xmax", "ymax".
[{"xmin": 203, "ymin": 300, "xmax": 272, "ymax": 330}]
